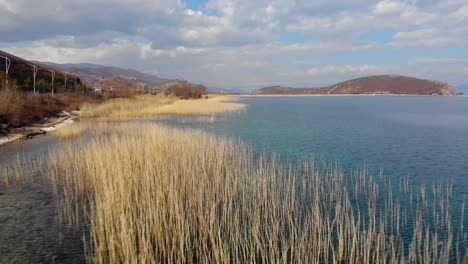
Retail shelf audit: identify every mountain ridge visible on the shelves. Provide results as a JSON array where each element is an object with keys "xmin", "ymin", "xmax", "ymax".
[{"xmin": 35, "ymin": 61, "xmax": 183, "ymax": 93}]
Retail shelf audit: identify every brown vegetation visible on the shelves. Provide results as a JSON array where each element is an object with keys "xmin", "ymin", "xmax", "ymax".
[
  {"xmin": 80, "ymin": 94, "xmax": 245, "ymax": 118},
  {"xmin": 165, "ymin": 82, "xmax": 207, "ymax": 99},
  {"xmin": 55, "ymin": 121, "xmax": 88, "ymax": 140},
  {"xmin": 0, "ymin": 87, "xmax": 97, "ymax": 130},
  {"xmin": 100, "ymin": 79, "xmax": 138, "ymax": 99},
  {"xmin": 48, "ymin": 123, "xmax": 467, "ymax": 263}
]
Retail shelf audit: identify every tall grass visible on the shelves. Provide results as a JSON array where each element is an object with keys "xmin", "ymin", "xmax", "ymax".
[
  {"xmin": 1, "ymin": 157, "xmax": 45, "ymax": 186},
  {"xmin": 79, "ymin": 94, "xmax": 245, "ymax": 118},
  {"xmin": 155, "ymin": 95, "xmax": 246, "ymax": 115},
  {"xmin": 48, "ymin": 123, "xmax": 467, "ymax": 263},
  {"xmin": 55, "ymin": 121, "xmax": 88, "ymax": 140}
]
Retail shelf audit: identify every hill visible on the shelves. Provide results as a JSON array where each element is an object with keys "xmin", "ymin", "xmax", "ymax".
[
  {"xmin": 36, "ymin": 62, "xmax": 184, "ymax": 93},
  {"xmin": 253, "ymin": 75, "xmax": 457, "ymax": 95},
  {"xmin": 0, "ymin": 50, "xmax": 82, "ymax": 92}
]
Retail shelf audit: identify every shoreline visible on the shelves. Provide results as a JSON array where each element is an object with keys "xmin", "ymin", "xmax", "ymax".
[
  {"xmin": 238, "ymin": 93, "xmax": 461, "ymax": 97},
  {"xmin": 0, "ymin": 114, "xmax": 78, "ymax": 146},
  {"xmin": 1, "ymin": 95, "xmax": 244, "ymax": 146}
]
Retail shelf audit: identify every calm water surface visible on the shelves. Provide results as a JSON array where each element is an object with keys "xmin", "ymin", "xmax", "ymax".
[
  {"xmin": 1, "ymin": 95, "xmax": 468, "ymax": 262},
  {"xmin": 161, "ymin": 96, "xmax": 468, "ymax": 195}
]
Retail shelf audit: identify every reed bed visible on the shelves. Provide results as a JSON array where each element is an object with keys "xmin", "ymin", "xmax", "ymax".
[
  {"xmin": 47, "ymin": 123, "xmax": 467, "ymax": 263},
  {"xmin": 1, "ymin": 157, "xmax": 45, "ymax": 186},
  {"xmin": 80, "ymin": 94, "xmax": 244, "ymax": 118},
  {"xmin": 79, "ymin": 94, "xmax": 177, "ymax": 118},
  {"xmin": 155, "ymin": 95, "xmax": 246, "ymax": 115},
  {"xmin": 55, "ymin": 121, "xmax": 88, "ymax": 140}
]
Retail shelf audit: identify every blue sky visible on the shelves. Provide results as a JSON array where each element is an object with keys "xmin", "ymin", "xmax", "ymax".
[
  {"xmin": 1, "ymin": 0, "xmax": 468, "ymax": 89},
  {"xmin": 183, "ymin": 0, "xmax": 208, "ymax": 11}
]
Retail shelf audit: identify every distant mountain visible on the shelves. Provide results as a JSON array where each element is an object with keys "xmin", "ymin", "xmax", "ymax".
[
  {"xmin": 252, "ymin": 75, "xmax": 457, "ymax": 96},
  {"xmin": 207, "ymin": 87, "xmax": 246, "ymax": 94},
  {"xmin": 36, "ymin": 61, "xmax": 183, "ymax": 93},
  {"xmin": 0, "ymin": 50, "xmax": 82, "ymax": 90}
]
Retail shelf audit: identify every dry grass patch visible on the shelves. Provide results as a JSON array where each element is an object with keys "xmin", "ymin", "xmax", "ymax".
[
  {"xmin": 48, "ymin": 123, "xmax": 467, "ymax": 263},
  {"xmin": 55, "ymin": 121, "xmax": 88, "ymax": 140},
  {"xmin": 79, "ymin": 94, "xmax": 177, "ymax": 118},
  {"xmin": 79, "ymin": 94, "xmax": 245, "ymax": 118},
  {"xmin": 155, "ymin": 95, "xmax": 245, "ymax": 115}
]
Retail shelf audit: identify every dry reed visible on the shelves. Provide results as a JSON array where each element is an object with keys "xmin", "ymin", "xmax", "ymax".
[
  {"xmin": 47, "ymin": 123, "xmax": 467, "ymax": 263},
  {"xmin": 155, "ymin": 95, "xmax": 246, "ymax": 115},
  {"xmin": 55, "ymin": 121, "xmax": 88, "ymax": 140},
  {"xmin": 79, "ymin": 94, "xmax": 244, "ymax": 118}
]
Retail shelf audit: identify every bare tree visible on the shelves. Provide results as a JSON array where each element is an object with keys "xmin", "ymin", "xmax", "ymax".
[
  {"xmin": 28, "ymin": 64, "xmax": 38, "ymax": 94},
  {"xmin": 0, "ymin": 56, "xmax": 11, "ymax": 86}
]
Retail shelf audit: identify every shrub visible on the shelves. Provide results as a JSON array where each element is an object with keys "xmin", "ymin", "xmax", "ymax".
[
  {"xmin": 0, "ymin": 87, "xmax": 97, "ymax": 128},
  {"xmin": 166, "ymin": 82, "xmax": 207, "ymax": 99}
]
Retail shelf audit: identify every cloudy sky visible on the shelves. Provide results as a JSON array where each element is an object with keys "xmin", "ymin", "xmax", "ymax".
[{"xmin": 1, "ymin": 0, "xmax": 467, "ymax": 89}]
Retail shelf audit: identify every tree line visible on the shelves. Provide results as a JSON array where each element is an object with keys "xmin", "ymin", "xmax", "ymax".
[{"xmin": 165, "ymin": 82, "xmax": 207, "ymax": 99}]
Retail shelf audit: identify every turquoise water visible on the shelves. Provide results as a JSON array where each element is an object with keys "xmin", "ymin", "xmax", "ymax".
[
  {"xmin": 1, "ymin": 95, "xmax": 468, "ymax": 262},
  {"xmin": 162, "ymin": 96, "xmax": 468, "ymax": 197},
  {"xmin": 161, "ymin": 96, "xmax": 468, "ymax": 252}
]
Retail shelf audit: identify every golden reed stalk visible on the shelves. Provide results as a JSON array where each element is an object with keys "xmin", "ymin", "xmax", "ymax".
[{"xmin": 47, "ymin": 123, "xmax": 467, "ymax": 263}]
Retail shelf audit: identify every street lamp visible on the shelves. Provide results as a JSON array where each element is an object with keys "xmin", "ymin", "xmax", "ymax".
[
  {"xmin": 28, "ymin": 64, "xmax": 38, "ymax": 94},
  {"xmin": 0, "ymin": 56, "xmax": 11, "ymax": 86}
]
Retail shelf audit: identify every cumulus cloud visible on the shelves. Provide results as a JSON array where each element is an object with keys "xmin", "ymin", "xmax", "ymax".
[
  {"xmin": 373, "ymin": 0, "xmax": 405, "ymax": 15},
  {"xmin": 307, "ymin": 65, "xmax": 388, "ymax": 76},
  {"xmin": 1, "ymin": 0, "xmax": 467, "ymax": 87}
]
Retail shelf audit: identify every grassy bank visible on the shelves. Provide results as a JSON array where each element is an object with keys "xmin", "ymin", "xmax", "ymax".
[
  {"xmin": 79, "ymin": 94, "xmax": 245, "ymax": 118},
  {"xmin": 48, "ymin": 123, "xmax": 467, "ymax": 263}
]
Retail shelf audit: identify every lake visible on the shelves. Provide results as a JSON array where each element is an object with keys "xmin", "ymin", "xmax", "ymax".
[
  {"xmin": 163, "ymin": 96, "xmax": 468, "ymax": 192},
  {"xmin": 1, "ymin": 95, "xmax": 468, "ymax": 262}
]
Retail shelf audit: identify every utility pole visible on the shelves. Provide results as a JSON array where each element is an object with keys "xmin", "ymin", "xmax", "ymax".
[
  {"xmin": 0, "ymin": 56, "xmax": 11, "ymax": 86},
  {"xmin": 28, "ymin": 64, "xmax": 38, "ymax": 94},
  {"xmin": 49, "ymin": 70, "xmax": 55, "ymax": 94},
  {"xmin": 64, "ymin": 73, "xmax": 68, "ymax": 90}
]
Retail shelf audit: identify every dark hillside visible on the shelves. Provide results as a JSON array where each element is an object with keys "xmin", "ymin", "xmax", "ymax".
[{"xmin": 0, "ymin": 50, "xmax": 82, "ymax": 93}]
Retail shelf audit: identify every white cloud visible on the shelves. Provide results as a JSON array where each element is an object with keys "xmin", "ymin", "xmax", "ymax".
[
  {"xmin": 411, "ymin": 57, "xmax": 468, "ymax": 64},
  {"xmin": 393, "ymin": 28, "xmax": 436, "ymax": 40},
  {"xmin": 400, "ymin": 7, "xmax": 437, "ymax": 25},
  {"xmin": 308, "ymin": 65, "xmax": 389, "ymax": 76},
  {"xmin": 391, "ymin": 28, "xmax": 461, "ymax": 47},
  {"xmin": 373, "ymin": 0, "xmax": 405, "ymax": 15},
  {"xmin": 286, "ymin": 12, "xmax": 357, "ymax": 36},
  {"xmin": 451, "ymin": 5, "xmax": 468, "ymax": 21},
  {"xmin": 1, "ymin": 0, "xmax": 468, "ymax": 87}
]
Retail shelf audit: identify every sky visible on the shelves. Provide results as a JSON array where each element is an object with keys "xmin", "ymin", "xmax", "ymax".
[{"xmin": 1, "ymin": 0, "xmax": 468, "ymax": 89}]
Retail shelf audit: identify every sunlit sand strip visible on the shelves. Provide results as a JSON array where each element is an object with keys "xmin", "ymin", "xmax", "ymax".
[{"xmin": 80, "ymin": 94, "xmax": 246, "ymax": 118}]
